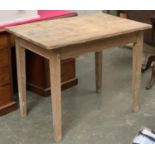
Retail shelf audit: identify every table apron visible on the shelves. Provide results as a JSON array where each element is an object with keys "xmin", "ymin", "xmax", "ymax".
[
  {"xmin": 15, "ymin": 37, "xmax": 52, "ymax": 59},
  {"xmin": 15, "ymin": 31, "xmax": 142, "ymax": 61},
  {"xmin": 58, "ymin": 31, "xmax": 140, "ymax": 60}
]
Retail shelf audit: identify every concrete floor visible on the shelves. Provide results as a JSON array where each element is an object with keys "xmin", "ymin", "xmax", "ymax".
[{"xmin": 1, "ymin": 47, "xmax": 155, "ymax": 144}]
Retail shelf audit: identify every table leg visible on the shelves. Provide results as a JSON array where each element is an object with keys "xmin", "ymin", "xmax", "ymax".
[
  {"xmin": 15, "ymin": 40, "xmax": 27, "ymax": 117},
  {"xmin": 132, "ymin": 32, "xmax": 143, "ymax": 112},
  {"xmin": 49, "ymin": 53, "xmax": 62, "ymax": 142},
  {"xmin": 95, "ymin": 52, "xmax": 102, "ymax": 93}
]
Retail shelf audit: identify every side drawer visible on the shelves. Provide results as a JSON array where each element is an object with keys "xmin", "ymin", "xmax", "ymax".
[
  {"xmin": 0, "ymin": 33, "xmax": 9, "ymax": 49},
  {"xmin": 0, "ymin": 85, "xmax": 12, "ymax": 106},
  {"xmin": 0, "ymin": 66, "xmax": 10, "ymax": 86},
  {"xmin": 0, "ymin": 48, "xmax": 9, "ymax": 67},
  {"xmin": 61, "ymin": 58, "xmax": 76, "ymax": 82}
]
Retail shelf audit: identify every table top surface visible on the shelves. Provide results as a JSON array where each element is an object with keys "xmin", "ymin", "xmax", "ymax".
[{"xmin": 6, "ymin": 12, "xmax": 151, "ymax": 50}]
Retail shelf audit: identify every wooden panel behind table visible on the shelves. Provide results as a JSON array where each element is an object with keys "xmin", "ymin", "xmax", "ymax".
[
  {"xmin": 0, "ymin": 32, "xmax": 17, "ymax": 116},
  {"xmin": 26, "ymin": 51, "xmax": 78, "ymax": 96}
]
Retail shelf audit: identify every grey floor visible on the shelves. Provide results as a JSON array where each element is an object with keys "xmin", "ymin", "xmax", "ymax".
[{"xmin": 1, "ymin": 47, "xmax": 155, "ymax": 144}]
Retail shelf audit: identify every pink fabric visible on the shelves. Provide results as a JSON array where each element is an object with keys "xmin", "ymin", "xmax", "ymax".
[{"xmin": 0, "ymin": 10, "xmax": 77, "ymax": 29}]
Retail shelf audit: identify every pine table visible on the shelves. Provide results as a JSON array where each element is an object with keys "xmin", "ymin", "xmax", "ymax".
[{"xmin": 7, "ymin": 13, "xmax": 151, "ymax": 142}]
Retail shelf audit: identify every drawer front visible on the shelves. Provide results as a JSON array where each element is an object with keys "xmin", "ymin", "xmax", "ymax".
[
  {"xmin": 10, "ymin": 35, "xmax": 15, "ymax": 46},
  {"xmin": 61, "ymin": 59, "xmax": 75, "ymax": 82},
  {"xmin": 0, "ymin": 34, "xmax": 9, "ymax": 49},
  {"xmin": 0, "ymin": 66, "xmax": 10, "ymax": 86},
  {"xmin": 0, "ymin": 85, "xmax": 12, "ymax": 106},
  {"xmin": 0, "ymin": 48, "xmax": 9, "ymax": 67}
]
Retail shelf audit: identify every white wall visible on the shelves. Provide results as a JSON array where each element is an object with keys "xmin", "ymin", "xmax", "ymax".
[{"xmin": 0, "ymin": 10, "xmax": 39, "ymax": 25}]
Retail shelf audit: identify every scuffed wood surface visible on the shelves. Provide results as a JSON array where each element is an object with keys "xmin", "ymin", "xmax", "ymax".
[{"xmin": 6, "ymin": 13, "xmax": 151, "ymax": 50}]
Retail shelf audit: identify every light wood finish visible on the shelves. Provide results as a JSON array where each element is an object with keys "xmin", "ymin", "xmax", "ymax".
[
  {"xmin": 17, "ymin": 38, "xmax": 50, "ymax": 59},
  {"xmin": 15, "ymin": 39, "xmax": 27, "ymax": 117},
  {"xmin": 7, "ymin": 13, "xmax": 151, "ymax": 142},
  {"xmin": 49, "ymin": 52, "xmax": 62, "ymax": 142},
  {"xmin": 95, "ymin": 52, "xmax": 102, "ymax": 93},
  {"xmin": 7, "ymin": 13, "xmax": 151, "ymax": 50},
  {"xmin": 132, "ymin": 31, "xmax": 144, "ymax": 112},
  {"xmin": 59, "ymin": 32, "xmax": 138, "ymax": 60}
]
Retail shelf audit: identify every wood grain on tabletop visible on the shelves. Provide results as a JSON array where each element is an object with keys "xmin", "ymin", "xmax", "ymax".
[{"xmin": 6, "ymin": 13, "xmax": 152, "ymax": 50}]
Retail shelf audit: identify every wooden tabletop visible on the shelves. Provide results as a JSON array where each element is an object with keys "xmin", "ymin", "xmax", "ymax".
[{"xmin": 6, "ymin": 13, "xmax": 151, "ymax": 50}]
